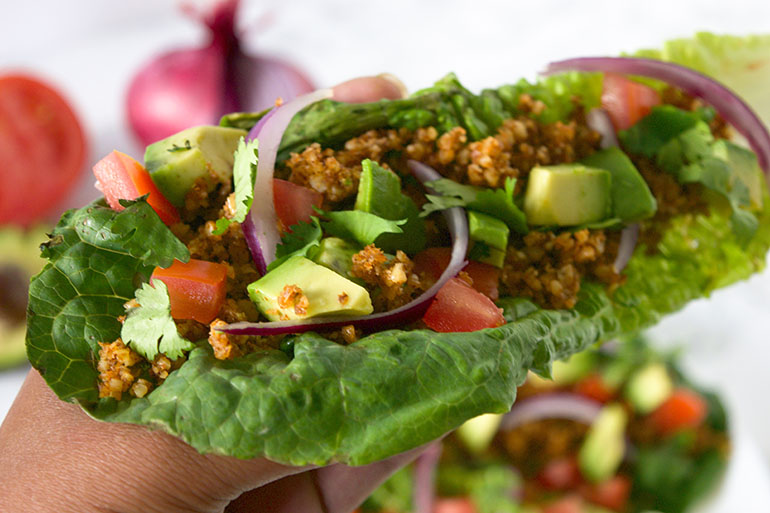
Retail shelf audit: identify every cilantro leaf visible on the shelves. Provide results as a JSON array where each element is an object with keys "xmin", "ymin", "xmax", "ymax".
[
  {"xmin": 121, "ymin": 281, "xmax": 195, "ymax": 361},
  {"xmin": 267, "ymin": 217, "xmax": 323, "ymax": 272},
  {"xmin": 213, "ymin": 137, "xmax": 258, "ymax": 234},
  {"xmin": 422, "ymin": 177, "xmax": 528, "ymax": 233},
  {"xmin": 321, "ymin": 210, "xmax": 406, "ymax": 247}
]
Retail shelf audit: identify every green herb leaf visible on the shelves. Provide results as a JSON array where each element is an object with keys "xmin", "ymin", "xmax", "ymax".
[
  {"xmin": 423, "ymin": 177, "xmax": 528, "ymax": 233},
  {"xmin": 267, "ymin": 217, "xmax": 323, "ymax": 272},
  {"xmin": 122, "ymin": 281, "xmax": 194, "ymax": 361},
  {"xmin": 213, "ymin": 137, "xmax": 258, "ymax": 235},
  {"xmin": 321, "ymin": 210, "xmax": 406, "ymax": 247}
]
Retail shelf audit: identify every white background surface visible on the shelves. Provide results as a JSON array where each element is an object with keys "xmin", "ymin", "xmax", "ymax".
[{"xmin": 2, "ymin": 1, "xmax": 770, "ymax": 510}]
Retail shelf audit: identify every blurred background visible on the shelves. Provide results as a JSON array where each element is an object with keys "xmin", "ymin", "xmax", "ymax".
[{"xmin": 1, "ymin": 0, "xmax": 770, "ymax": 509}]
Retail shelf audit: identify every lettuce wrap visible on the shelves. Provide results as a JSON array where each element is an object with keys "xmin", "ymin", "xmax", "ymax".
[{"xmin": 25, "ymin": 36, "xmax": 770, "ymax": 466}]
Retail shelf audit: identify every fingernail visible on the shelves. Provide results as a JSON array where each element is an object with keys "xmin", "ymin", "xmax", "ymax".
[{"xmin": 376, "ymin": 73, "xmax": 408, "ymax": 98}]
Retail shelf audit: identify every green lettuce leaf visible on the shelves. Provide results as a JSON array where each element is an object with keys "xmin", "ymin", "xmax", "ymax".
[
  {"xmin": 26, "ymin": 199, "xmax": 189, "ymax": 401},
  {"xmin": 121, "ymin": 281, "xmax": 195, "ymax": 361}
]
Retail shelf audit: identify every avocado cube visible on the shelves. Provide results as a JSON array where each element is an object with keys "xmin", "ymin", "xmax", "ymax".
[
  {"xmin": 469, "ymin": 241, "xmax": 506, "ymax": 268},
  {"xmin": 624, "ymin": 363, "xmax": 673, "ymax": 414},
  {"xmin": 468, "ymin": 211, "xmax": 509, "ymax": 251},
  {"xmin": 579, "ymin": 403, "xmax": 627, "ymax": 483},
  {"xmin": 310, "ymin": 237, "xmax": 360, "ymax": 282},
  {"xmin": 523, "ymin": 164, "xmax": 611, "ymax": 226},
  {"xmin": 145, "ymin": 125, "xmax": 247, "ymax": 207},
  {"xmin": 247, "ymin": 256, "xmax": 373, "ymax": 321}
]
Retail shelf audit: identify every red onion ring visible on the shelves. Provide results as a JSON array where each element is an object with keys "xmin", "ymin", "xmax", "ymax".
[
  {"xmin": 545, "ymin": 57, "xmax": 770, "ymax": 175},
  {"xmin": 243, "ymin": 89, "xmax": 333, "ymax": 274},
  {"xmin": 500, "ymin": 393, "xmax": 603, "ymax": 431},
  {"xmin": 413, "ymin": 442, "xmax": 443, "ymax": 513},
  {"xmin": 586, "ymin": 108, "xmax": 619, "ymax": 149},
  {"xmin": 613, "ymin": 223, "xmax": 639, "ymax": 273},
  {"xmin": 217, "ymin": 161, "xmax": 468, "ymax": 335}
]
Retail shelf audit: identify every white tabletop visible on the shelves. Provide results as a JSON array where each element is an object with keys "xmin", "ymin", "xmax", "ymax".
[{"xmin": 2, "ymin": 1, "xmax": 770, "ymax": 509}]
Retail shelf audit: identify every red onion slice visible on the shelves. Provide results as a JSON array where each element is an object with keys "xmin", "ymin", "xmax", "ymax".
[
  {"xmin": 217, "ymin": 161, "xmax": 469, "ymax": 335},
  {"xmin": 545, "ymin": 57, "xmax": 770, "ymax": 174},
  {"xmin": 500, "ymin": 393, "xmax": 603, "ymax": 431},
  {"xmin": 413, "ymin": 442, "xmax": 443, "ymax": 513},
  {"xmin": 244, "ymin": 89, "xmax": 333, "ymax": 274},
  {"xmin": 613, "ymin": 223, "xmax": 639, "ymax": 273},
  {"xmin": 586, "ymin": 108, "xmax": 619, "ymax": 149}
]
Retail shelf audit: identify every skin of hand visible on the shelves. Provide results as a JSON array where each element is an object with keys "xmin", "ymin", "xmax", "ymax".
[{"xmin": 0, "ymin": 74, "xmax": 422, "ymax": 513}]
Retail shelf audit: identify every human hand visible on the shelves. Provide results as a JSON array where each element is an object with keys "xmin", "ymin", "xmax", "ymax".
[{"xmin": 0, "ymin": 74, "xmax": 418, "ymax": 513}]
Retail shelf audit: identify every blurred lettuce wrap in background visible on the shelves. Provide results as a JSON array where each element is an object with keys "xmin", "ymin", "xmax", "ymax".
[
  {"xmin": 361, "ymin": 335, "xmax": 730, "ymax": 513},
  {"xmin": 25, "ymin": 33, "xmax": 770, "ymax": 466}
]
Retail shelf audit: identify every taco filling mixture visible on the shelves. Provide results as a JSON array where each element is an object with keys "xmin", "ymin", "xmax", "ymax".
[
  {"xmin": 89, "ymin": 67, "xmax": 763, "ymax": 401},
  {"xmin": 361, "ymin": 336, "xmax": 729, "ymax": 513}
]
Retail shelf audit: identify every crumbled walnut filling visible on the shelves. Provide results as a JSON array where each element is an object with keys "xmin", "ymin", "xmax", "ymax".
[
  {"xmin": 277, "ymin": 285, "xmax": 309, "ymax": 316},
  {"xmin": 351, "ymin": 245, "xmax": 425, "ymax": 311},
  {"xmin": 97, "ymin": 339, "xmax": 142, "ymax": 400},
  {"xmin": 208, "ymin": 319, "xmax": 242, "ymax": 360}
]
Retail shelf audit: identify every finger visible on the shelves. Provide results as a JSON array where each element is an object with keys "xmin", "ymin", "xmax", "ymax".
[
  {"xmin": 226, "ymin": 443, "xmax": 429, "ymax": 513},
  {"xmin": 332, "ymin": 74, "xmax": 407, "ymax": 103},
  {"xmin": 0, "ymin": 370, "xmax": 307, "ymax": 513}
]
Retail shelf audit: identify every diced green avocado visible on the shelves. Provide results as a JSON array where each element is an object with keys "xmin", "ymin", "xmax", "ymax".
[
  {"xmin": 552, "ymin": 351, "xmax": 598, "ymax": 385},
  {"xmin": 355, "ymin": 159, "xmax": 426, "ymax": 254},
  {"xmin": 310, "ymin": 237, "xmax": 359, "ymax": 281},
  {"xmin": 468, "ymin": 211, "xmax": 509, "ymax": 251},
  {"xmin": 145, "ymin": 125, "xmax": 247, "ymax": 207},
  {"xmin": 581, "ymin": 147, "xmax": 657, "ymax": 222},
  {"xmin": 456, "ymin": 413, "xmax": 503, "ymax": 455},
  {"xmin": 579, "ymin": 403, "xmax": 628, "ymax": 483},
  {"xmin": 468, "ymin": 241, "xmax": 506, "ymax": 268},
  {"xmin": 523, "ymin": 164, "xmax": 611, "ymax": 226},
  {"xmin": 247, "ymin": 255, "xmax": 373, "ymax": 321},
  {"xmin": 721, "ymin": 140, "xmax": 765, "ymax": 209},
  {"xmin": 624, "ymin": 363, "xmax": 673, "ymax": 414}
]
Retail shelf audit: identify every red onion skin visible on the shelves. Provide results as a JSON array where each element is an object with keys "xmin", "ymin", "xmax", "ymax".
[
  {"xmin": 126, "ymin": 0, "xmax": 314, "ymax": 146},
  {"xmin": 500, "ymin": 392, "xmax": 603, "ymax": 431},
  {"xmin": 545, "ymin": 57, "xmax": 770, "ymax": 175}
]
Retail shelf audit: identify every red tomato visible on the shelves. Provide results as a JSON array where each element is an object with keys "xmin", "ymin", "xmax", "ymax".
[
  {"xmin": 151, "ymin": 259, "xmax": 228, "ymax": 324},
  {"xmin": 423, "ymin": 277, "xmax": 505, "ymax": 333},
  {"xmin": 601, "ymin": 73, "xmax": 661, "ymax": 131},
  {"xmin": 580, "ymin": 475, "xmax": 631, "ymax": 512},
  {"xmin": 537, "ymin": 457, "xmax": 583, "ymax": 491},
  {"xmin": 0, "ymin": 74, "xmax": 87, "ymax": 225},
  {"xmin": 273, "ymin": 178, "xmax": 323, "ymax": 231},
  {"xmin": 542, "ymin": 495, "xmax": 584, "ymax": 513},
  {"xmin": 414, "ymin": 247, "xmax": 501, "ymax": 300},
  {"xmin": 574, "ymin": 373, "xmax": 615, "ymax": 404},
  {"xmin": 650, "ymin": 388, "xmax": 707, "ymax": 435},
  {"xmin": 433, "ymin": 497, "xmax": 478, "ymax": 513},
  {"xmin": 92, "ymin": 150, "xmax": 179, "ymax": 225}
]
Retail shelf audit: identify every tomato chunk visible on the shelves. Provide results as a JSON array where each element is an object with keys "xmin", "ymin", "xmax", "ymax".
[
  {"xmin": 414, "ymin": 247, "xmax": 501, "ymax": 301},
  {"xmin": 580, "ymin": 474, "xmax": 631, "ymax": 512},
  {"xmin": 273, "ymin": 178, "xmax": 323, "ymax": 231},
  {"xmin": 574, "ymin": 373, "xmax": 615, "ymax": 404},
  {"xmin": 601, "ymin": 73, "xmax": 661, "ymax": 131},
  {"xmin": 0, "ymin": 74, "xmax": 87, "ymax": 225},
  {"xmin": 433, "ymin": 497, "xmax": 478, "ymax": 513},
  {"xmin": 93, "ymin": 150, "xmax": 179, "ymax": 225},
  {"xmin": 423, "ymin": 277, "xmax": 505, "ymax": 333},
  {"xmin": 650, "ymin": 388, "xmax": 707, "ymax": 435},
  {"xmin": 537, "ymin": 457, "xmax": 583, "ymax": 491},
  {"xmin": 151, "ymin": 259, "xmax": 228, "ymax": 324}
]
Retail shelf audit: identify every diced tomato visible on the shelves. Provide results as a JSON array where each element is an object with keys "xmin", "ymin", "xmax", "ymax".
[
  {"xmin": 151, "ymin": 259, "xmax": 228, "ymax": 324},
  {"xmin": 579, "ymin": 475, "xmax": 631, "ymax": 512},
  {"xmin": 0, "ymin": 74, "xmax": 87, "ymax": 225},
  {"xmin": 92, "ymin": 150, "xmax": 179, "ymax": 225},
  {"xmin": 574, "ymin": 373, "xmax": 615, "ymax": 404},
  {"xmin": 542, "ymin": 495, "xmax": 584, "ymax": 513},
  {"xmin": 414, "ymin": 247, "xmax": 501, "ymax": 301},
  {"xmin": 433, "ymin": 497, "xmax": 478, "ymax": 513},
  {"xmin": 537, "ymin": 457, "xmax": 583, "ymax": 491},
  {"xmin": 601, "ymin": 73, "xmax": 661, "ymax": 131},
  {"xmin": 649, "ymin": 388, "xmax": 707, "ymax": 435},
  {"xmin": 423, "ymin": 277, "xmax": 505, "ymax": 333},
  {"xmin": 273, "ymin": 178, "xmax": 323, "ymax": 231}
]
